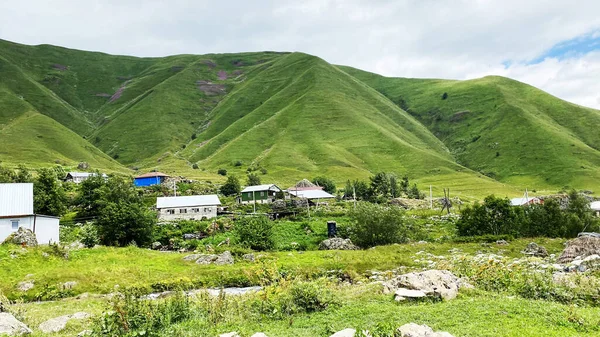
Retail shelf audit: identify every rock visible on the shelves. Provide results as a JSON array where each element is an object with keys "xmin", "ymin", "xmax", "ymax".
[
  {"xmin": 183, "ymin": 233, "xmax": 200, "ymax": 240},
  {"xmin": 0, "ymin": 313, "xmax": 32, "ymax": 335},
  {"xmin": 61, "ymin": 281, "xmax": 77, "ymax": 290},
  {"xmin": 583, "ymin": 254, "xmax": 600, "ymax": 262},
  {"xmin": 41, "ymin": 252, "xmax": 49, "ymax": 258},
  {"xmin": 558, "ymin": 236, "xmax": 600, "ymax": 263},
  {"xmin": 521, "ymin": 242, "xmax": 548, "ymax": 257},
  {"xmin": 397, "ymin": 323, "xmax": 455, "ymax": 337},
  {"xmin": 16, "ymin": 281, "xmax": 34, "ymax": 292},
  {"xmin": 219, "ymin": 332, "xmax": 240, "ymax": 337},
  {"xmin": 394, "ymin": 288, "xmax": 427, "ymax": 301},
  {"xmin": 2, "ymin": 227, "xmax": 38, "ymax": 247},
  {"xmin": 250, "ymin": 333, "xmax": 269, "ymax": 337},
  {"xmin": 77, "ymin": 330, "xmax": 92, "ymax": 337},
  {"xmin": 214, "ymin": 251, "xmax": 234, "ymax": 265},
  {"xmin": 182, "ymin": 254, "xmax": 203, "ymax": 261},
  {"xmin": 329, "ymin": 328, "xmax": 356, "ymax": 337},
  {"xmin": 383, "ymin": 270, "xmax": 463, "ymax": 301},
  {"xmin": 319, "ymin": 238, "xmax": 359, "ymax": 250},
  {"xmin": 151, "ymin": 242, "xmax": 162, "ymax": 250},
  {"xmin": 243, "ymin": 253, "xmax": 255, "ymax": 262},
  {"xmin": 195, "ymin": 254, "xmax": 218, "ymax": 264},
  {"xmin": 38, "ymin": 312, "xmax": 91, "ymax": 333},
  {"xmin": 77, "ymin": 162, "xmax": 89, "ymax": 170},
  {"xmin": 496, "ymin": 239, "xmax": 509, "ymax": 245},
  {"xmin": 68, "ymin": 241, "xmax": 85, "ymax": 250}
]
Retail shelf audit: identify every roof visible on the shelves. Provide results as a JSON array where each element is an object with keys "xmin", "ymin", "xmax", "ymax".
[
  {"xmin": 66, "ymin": 172, "xmax": 107, "ymax": 178},
  {"xmin": 135, "ymin": 172, "xmax": 170, "ymax": 179},
  {"xmin": 510, "ymin": 197, "xmax": 540, "ymax": 206},
  {"xmin": 591, "ymin": 201, "xmax": 600, "ymax": 211},
  {"xmin": 288, "ymin": 189, "xmax": 335, "ymax": 199},
  {"xmin": 156, "ymin": 195, "xmax": 221, "ymax": 208},
  {"xmin": 241, "ymin": 184, "xmax": 282, "ymax": 193},
  {"xmin": 0, "ymin": 183, "xmax": 34, "ymax": 217}
]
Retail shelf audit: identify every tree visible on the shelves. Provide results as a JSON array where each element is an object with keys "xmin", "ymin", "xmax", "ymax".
[
  {"xmin": 347, "ymin": 203, "xmax": 420, "ymax": 248},
  {"xmin": 34, "ymin": 168, "xmax": 68, "ymax": 216},
  {"xmin": 235, "ymin": 216, "xmax": 274, "ymax": 251},
  {"xmin": 522, "ymin": 199, "xmax": 566, "ymax": 237},
  {"xmin": 74, "ymin": 171, "xmax": 107, "ymax": 218},
  {"xmin": 95, "ymin": 176, "xmax": 156, "ymax": 247},
  {"xmin": 247, "ymin": 173, "xmax": 261, "ymax": 186},
  {"xmin": 220, "ymin": 175, "xmax": 241, "ymax": 196},
  {"xmin": 370, "ymin": 172, "xmax": 390, "ymax": 198},
  {"xmin": 400, "ymin": 176, "xmax": 410, "ymax": 194},
  {"xmin": 312, "ymin": 176, "xmax": 336, "ymax": 194},
  {"xmin": 14, "ymin": 164, "xmax": 32, "ymax": 183},
  {"xmin": 389, "ymin": 175, "xmax": 400, "ymax": 198},
  {"xmin": 407, "ymin": 184, "xmax": 424, "ymax": 199},
  {"xmin": 565, "ymin": 190, "xmax": 598, "ymax": 236},
  {"xmin": 457, "ymin": 196, "xmax": 524, "ymax": 236},
  {"xmin": 217, "ymin": 168, "xmax": 227, "ymax": 176}
]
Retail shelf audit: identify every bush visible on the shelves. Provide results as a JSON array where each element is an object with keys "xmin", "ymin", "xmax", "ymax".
[
  {"xmin": 192, "ymin": 163, "xmax": 199, "ymax": 169},
  {"xmin": 347, "ymin": 202, "xmax": 421, "ymax": 248},
  {"xmin": 312, "ymin": 176, "xmax": 336, "ymax": 194},
  {"xmin": 220, "ymin": 175, "xmax": 241, "ymax": 196},
  {"xmin": 217, "ymin": 168, "xmax": 227, "ymax": 176},
  {"xmin": 234, "ymin": 216, "xmax": 274, "ymax": 251},
  {"xmin": 457, "ymin": 195, "xmax": 523, "ymax": 236},
  {"xmin": 233, "ymin": 160, "xmax": 243, "ymax": 167},
  {"xmin": 247, "ymin": 173, "xmax": 261, "ymax": 186},
  {"xmin": 289, "ymin": 280, "xmax": 335, "ymax": 313},
  {"xmin": 80, "ymin": 223, "xmax": 99, "ymax": 248}
]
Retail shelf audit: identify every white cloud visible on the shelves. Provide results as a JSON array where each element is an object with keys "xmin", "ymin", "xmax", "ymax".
[{"xmin": 1, "ymin": 0, "xmax": 600, "ymax": 107}]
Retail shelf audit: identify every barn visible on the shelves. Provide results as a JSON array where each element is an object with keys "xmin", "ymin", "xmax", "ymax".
[
  {"xmin": 0, "ymin": 183, "xmax": 59, "ymax": 244},
  {"xmin": 134, "ymin": 172, "xmax": 169, "ymax": 187}
]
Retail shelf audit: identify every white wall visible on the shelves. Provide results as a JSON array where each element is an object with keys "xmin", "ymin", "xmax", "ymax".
[
  {"xmin": 158, "ymin": 206, "xmax": 218, "ymax": 221},
  {"xmin": 0, "ymin": 215, "xmax": 59, "ymax": 245}
]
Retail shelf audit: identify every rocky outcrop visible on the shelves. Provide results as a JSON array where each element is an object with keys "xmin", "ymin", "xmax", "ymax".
[
  {"xmin": 319, "ymin": 238, "xmax": 359, "ymax": 250},
  {"xmin": 0, "ymin": 312, "xmax": 32, "ymax": 335},
  {"xmin": 397, "ymin": 323, "xmax": 455, "ymax": 337},
  {"xmin": 2, "ymin": 228, "xmax": 37, "ymax": 247},
  {"xmin": 521, "ymin": 242, "xmax": 548, "ymax": 257},
  {"xmin": 16, "ymin": 281, "xmax": 34, "ymax": 292},
  {"xmin": 151, "ymin": 242, "xmax": 162, "ymax": 250},
  {"xmin": 383, "ymin": 270, "xmax": 469, "ymax": 301},
  {"xmin": 183, "ymin": 251, "xmax": 234, "ymax": 265},
  {"xmin": 214, "ymin": 251, "xmax": 234, "ymax": 265},
  {"xmin": 329, "ymin": 328, "xmax": 356, "ymax": 337},
  {"xmin": 38, "ymin": 312, "xmax": 90, "ymax": 333},
  {"xmin": 558, "ymin": 235, "xmax": 600, "ymax": 263}
]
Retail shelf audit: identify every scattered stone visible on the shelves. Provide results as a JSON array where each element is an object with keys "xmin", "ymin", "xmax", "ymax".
[
  {"xmin": 521, "ymin": 242, "xmax": 548, "ymax": 257},
  {"xmin": 397, "ymin": 323, "xmax": 455, "ymax": 337},
  {"xmin": 16, "ymin": 281, "xmax": 34, "ymax": 292},
  {"xmin": 220, "ymin": 332, "xmax": 240, "ymax": 337},
  {"xmin": 496, "ymin": 240, "xmax": 509, "ymax": 245},
  {"xmin": 394, "ymin": 288, "xmax": 427, "ymax": 301},
  {"xmin": 61, "ymin": 281, "xmax": 78, "ymax": 290},
  {"xmin": 383, "ymin": 270, "xmax": 465, "ymax": 301},
  {"xmin": 0, "ymin": 312, "xmax": 32, "ymax": 336},
  {"xmin": 195, "ymin": 254, "xmax": 218, "ymax": 264},
  {"xmin": 329, "ymin": 328, "xmax": 356, "ymax": 337},
  {"xmin": 151, "ymin": 242, "xmax": 162, "ymax": 250},
  {"xmin": 38, "ymin": 312, "xmax": 91, "ymax": 333},
  {"xmin": 2, "ymin": 227, "xmax": 38, "ymax": 247},
  {"xmin": 77, "ymin": 330, "xmax": 92, "ymax": 337},
  {"xmin": 319, "ymin": 238, "xmax": 359, "ymax": 250},
  {"xmin": 214, "ymin": 251, "xmax": 234, "ymax": 265},
  {"xmin": 182, "ymin": 254, "xmax": 203, "ymax": 261},
  {"xmin": 243, "ymin": 253, "xmax": 255, "ymax": 262}
]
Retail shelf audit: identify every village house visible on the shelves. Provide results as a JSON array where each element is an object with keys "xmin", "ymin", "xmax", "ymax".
[
  {"xmin": 239, "ymin": 184, "xmax": 282, "ymax": 204},
  {"xmin": 287, "ymin": 179, "xmax": 335, "ymax": 203},
  {"xmin": 591, "ymin": 201, "xmax": 600, "ymax": 217},
  {"xmin": 156, "ymin": 195, "xmax": 221, "ymax": 221},
  {"xmin": 0, "ymin": 183, "xmax": 59, "ymax": 244},
  {"xmin": 64, "ymin": 172, "xmax": 107, "ymax": 184},
  {"xmin": 510, "ymin": 196, "xmax": 542, "ymax": 206},
  {"xmin": 134, "ymin": 172, "xmax": 169, "ymax": 187}
]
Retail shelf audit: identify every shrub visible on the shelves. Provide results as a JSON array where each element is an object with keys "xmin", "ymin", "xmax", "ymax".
[
  {"xmin": 442, "ymin": 92, "xmax": 448, "ymax": 100},
  {"xmin": 220, "ymin": 175, "xmax": 241, "ymax": 196},
  {"xmin": 289, "ymin": 280, "xmax": 335, "ymax": 313},
  {"xmin": 233, "ymin": 160, "xmax": 243, "ymax": 167},
  {"xmin": 217, "ymin": 168, "xmax": 227, "ymax": 176},
  {"xmin": 311, "ymin": 176, "xmax": 336, "ymax": 194},
  {"xmin": 457, "ymin": 195, "xmax": 523, "ymax": 236},
  {"xmin": 247, "ymin": 173, "xmax": 261, "ymax": 186},
  {"xmin": 260, "ymin": 167, "xmax": 268, "ymax": 175},
  {"xmin": 234, "ymin": 216, "xmax": 274, "ymax": 251},
  {"xmin": 192, "ymin": 163, "xmax": 199, "ymax": 169},
  {"xmin": 191, "ymin": 133, "xmax": 197, "ymax": 140},
  {"xmin": 80, "ymin": 223, "xmax": 99, "ymax": 248},
  {"xmin": 347, "ymin": 202, "xmax": 420, "ymax": 248}
]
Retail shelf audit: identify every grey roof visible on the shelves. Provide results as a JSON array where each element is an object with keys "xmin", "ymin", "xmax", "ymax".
[
  {"xmin": 288, "ymin": 189, "xmax": 335, "ymax": 199},
  {"xmin": 66, "ymin": 172, "xmax": 107, "ymax": 178},
  {"xmin": 591, "ymin": 201, "xmax": 600, "ymax": 211},
  {"xmin": 241, "ymin": 184, "xmax": 282, "ymax": 193},
  {"xmin": 156, "ymin": 195, "xmax": 221, "ymax": 209},
  {"xmin": 0, "ymin": 183, "xmax": 34, "ymax": 216}
]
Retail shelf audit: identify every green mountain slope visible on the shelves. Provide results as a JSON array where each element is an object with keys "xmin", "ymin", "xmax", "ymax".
[{"xmin": 339, "ymin": 67, "xmax": 600, "ymax": 192}]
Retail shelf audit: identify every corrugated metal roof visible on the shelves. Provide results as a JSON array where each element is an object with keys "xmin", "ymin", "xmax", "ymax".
[
  {"xmin": 66, "ymin": 172, "xmax": 107, "ymax": 178},
  {"xmin": 135, "ymin": 172, "xmax": 170, "ymax": 179},
  {"xmin": 241, "ymin": 184, "xmax": 282, "ymax": 193},
  {"xmin": 156, "ymin": 195, "xmax": 221, "ymax": 208},
  {"xmin": 288, "ymin": 189, "xmax": 335, "ymax": 199},
  {"xmin": 0, "ymin": 183, "xmax": 34, "ymax": 216},
  {"xmin": 510, "ymin": 197, "xmax": 540, "ymax": 206},
  {"xmin": 591, "ymin": 201, "xmax": 600, "ymax": 211}
]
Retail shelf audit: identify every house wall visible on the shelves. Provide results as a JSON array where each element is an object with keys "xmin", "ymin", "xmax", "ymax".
[
  {"xmin": 240, "ymin": 190, "xmax": 276, "ymax": 203},
  {"xmin": 0, "ymin": 216, "xmax": 59, "ymax": 244},
  {"xmin": 158, "ymin": 205, "xmax": 218, "ymax": 221},
  {"xmin": 134, "ymin": 176, "xmax": 163, "ymax": 187}
]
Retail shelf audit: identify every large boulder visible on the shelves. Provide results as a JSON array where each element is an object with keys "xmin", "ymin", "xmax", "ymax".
[
  {"xmin": 397, "ymin": 323, "xmax": 455, "ymax": 337},
  {"xmin": 38, "ymin": 312, "xmax": 90, "ymax": 333},
  {"xmin": 16, "ymin": 281, "xmax": 34, "ymax": 292},
  {"xmin": 329, "ymin": 329, "xmax": 356, "ymax": 337},
  {"xmin": 214, "ymin": 251, "xmax": 234, "ymax": 265},
  {"xmin": 0, "ymin": 312, "xmax": 32, "ymax": 335},
  {"xmin": 558, "ymin": 235, "xmax": 600, "ymax": 263},
  {"xmin": 521, "ymin": 242, "xmax": 548, "ymax": 257},
  {"xmin": 383, "ymin": 270, "xmax": 467, "ymax": 301},
  {"xmin": 319, "ymin": 238, "xmax": 359, "ymax": 250},
  {"xmin": 2, "ymin": 228, "xmax": 37, "ymax": 247}
]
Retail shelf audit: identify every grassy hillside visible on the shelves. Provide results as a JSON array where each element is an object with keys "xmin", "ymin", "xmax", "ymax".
[{"xmin": 340, "ymin": 67, "xmax": 600, "ymax": 192}]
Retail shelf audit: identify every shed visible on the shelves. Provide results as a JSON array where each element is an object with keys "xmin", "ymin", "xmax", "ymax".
[
  {"xmin": 0, "ymin": 183, "xmax": 59, "ymax": 244},
  {"xmin": 64, "ymin": 172, "xmax": 107, "ymax": 184},
  {"xmin": 134, "ymin": 172, "xmax": 169, "ymax": 187},
  {"xmin": 239, "ymin": 184, "xmax": 282, "ymax": 204},
  {"xmin": 157, "ymin": 195, "xmax": 221, "ymax": 221}
]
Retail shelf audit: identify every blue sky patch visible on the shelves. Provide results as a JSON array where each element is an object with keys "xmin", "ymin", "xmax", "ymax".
[{"xmin": 528, "ymin": 30, "xmax": 600, "ymax": 64}]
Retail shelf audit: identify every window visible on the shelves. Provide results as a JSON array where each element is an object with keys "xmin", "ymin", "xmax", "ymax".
[
  {"xmin": 11, "ymin": 220, "xmax": 19, "ymax": 230},
  {"xmin": 166, "ymin": 209, "xmax": 175, "ymax": 215},
  {"xmin": 191, "ymin": 208, "xmax": 200, "ymax": 213},
  {"xmin": 179, "ymin": 208, "xmax": 187, "ymax": 214},
  {"xmin": 260, "ymin": 191, "xmax": 264, "ymax": 197},
  {"xmin": 204, "ymin": 208, "xmax": 210, "ymax": 213}
]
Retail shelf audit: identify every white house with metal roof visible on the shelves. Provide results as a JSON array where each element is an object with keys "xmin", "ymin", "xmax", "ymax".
[
  {"xmin": 239, "ymin": 184, "xmax": 282, "ymax": 204},
  {"xmin": 64, "ymin": 172, "xmax": 107, "ymax": 184},
  {"xmin": 510, "ymin": 197, "xmax": 542, "ymax": 206},
  {"xmin": 0, "ymin": 183, "xmax": 59, "ymax": 244},
  {"xmin": 287, "ymin": 189, "xmax": 335, "ymax": 200},
  {"xmin": 156, "ymin": 195, "xmax": 221, "ymax": 221},
  {"xmin": 591, "ymin": 201, "xmax": 600, "ymax": 217}
]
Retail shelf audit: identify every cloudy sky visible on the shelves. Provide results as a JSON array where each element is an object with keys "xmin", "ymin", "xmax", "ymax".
[{"xmin": 1, "ymin": 0, "xmax": 600, "ymax": 108}]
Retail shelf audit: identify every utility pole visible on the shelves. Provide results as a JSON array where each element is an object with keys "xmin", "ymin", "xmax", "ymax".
[
  {"xmin": 252, "ymin": 190, "xmax": 256, "ymax": 214},
  {"xmin": 430, "ymin": 185, "xmax": 433, "ymax": 209},
  {"xmin": 353, "ymin": 186, "xmax": 357, "ymax": 209},
  {"xmin": 173, "ymin": 180, "xmax": 177, "ymax": 196}
]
